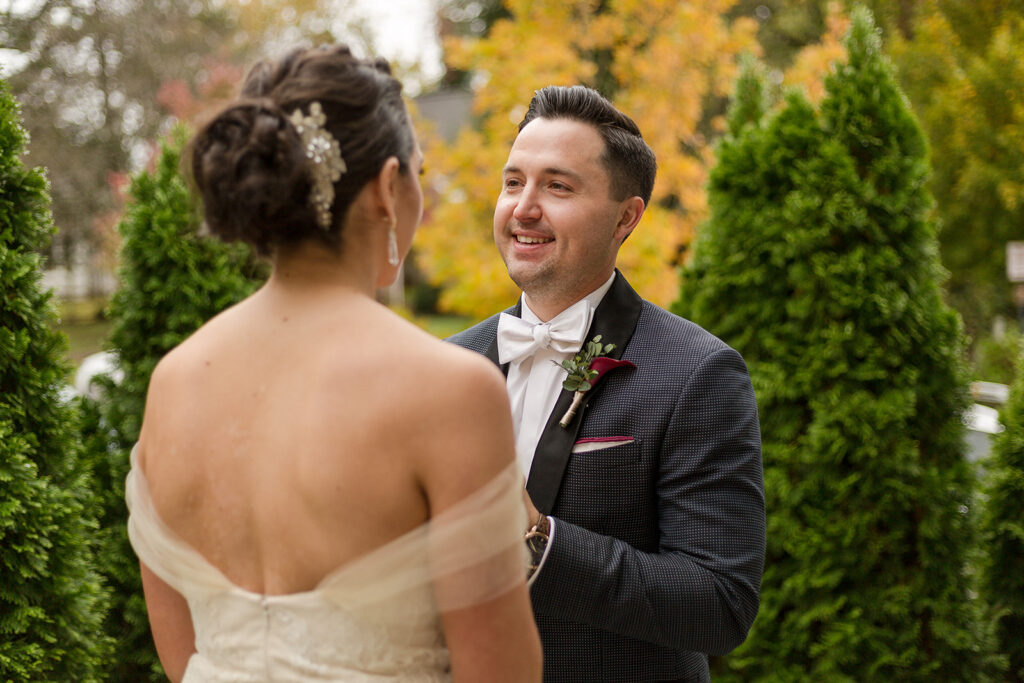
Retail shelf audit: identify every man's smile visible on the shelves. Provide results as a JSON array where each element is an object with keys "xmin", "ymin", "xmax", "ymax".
[{"xmin": 515, "ymin": 234, "xmax": 554, "ymax": 245}]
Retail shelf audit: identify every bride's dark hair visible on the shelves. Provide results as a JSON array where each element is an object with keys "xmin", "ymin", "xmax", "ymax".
[{"xmin": 189, "ymin": 45, "xmax": 414, "ymax": 255}]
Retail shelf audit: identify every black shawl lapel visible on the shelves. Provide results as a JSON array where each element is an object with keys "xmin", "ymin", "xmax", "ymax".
[{"xmin": 525, "ymin": 271, "xmax": 644, "ymax": 513}]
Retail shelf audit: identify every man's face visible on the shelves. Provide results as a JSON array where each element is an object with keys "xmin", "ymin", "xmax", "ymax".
[{"xmin": 493, "ymin": 117, "xmax": 635, "ymax": 319}]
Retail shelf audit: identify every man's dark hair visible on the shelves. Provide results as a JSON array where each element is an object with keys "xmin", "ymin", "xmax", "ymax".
[{"xmin": 519, "ymin": 85, "xmax": 656, "ymax": 207}]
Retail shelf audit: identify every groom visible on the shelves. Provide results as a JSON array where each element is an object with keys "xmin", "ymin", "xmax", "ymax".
[{"xmin": 449, "ymin": 85, "xmax": 765, "ymax": 682}]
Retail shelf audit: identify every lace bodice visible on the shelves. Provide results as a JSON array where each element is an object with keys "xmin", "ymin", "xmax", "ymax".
[{"xmin": 126, "ymin": 447, "xmax": 527, "ymax": 682}]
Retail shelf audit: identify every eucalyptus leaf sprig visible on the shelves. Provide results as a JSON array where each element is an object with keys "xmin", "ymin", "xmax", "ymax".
[{"xmin": 557, "ymin": 335, "xmax": 616, "ymax": 427}]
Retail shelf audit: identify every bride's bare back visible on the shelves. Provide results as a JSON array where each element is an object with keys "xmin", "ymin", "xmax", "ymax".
[{"xmin": 139, "ymin": 283, "xmax": 512, "ymax": 597}]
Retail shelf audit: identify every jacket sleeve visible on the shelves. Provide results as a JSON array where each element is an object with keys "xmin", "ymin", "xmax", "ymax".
[{"xmin": 528, "ymin": 346, "xmax": 766, "ymax": 655}]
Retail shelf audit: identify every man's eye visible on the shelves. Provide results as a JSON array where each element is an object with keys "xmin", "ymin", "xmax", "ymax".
[{"xmin": 504, "ymin": 178, "xmax": 522, "ymax": 188}]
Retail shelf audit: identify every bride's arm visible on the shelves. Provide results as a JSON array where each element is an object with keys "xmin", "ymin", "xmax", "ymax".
[
  {"xmin": 139, "ymin": 561, "xmax": 196, "ymax": 683},
  {"xmin": 441, "ymin": 584, "xmax": 541, "ymax": 682},
  {"xmin": 418, "ymin": 352, "xmax": 542, "ymax": 683}
]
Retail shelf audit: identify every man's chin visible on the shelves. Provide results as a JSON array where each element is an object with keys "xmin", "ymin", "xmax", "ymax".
[{"xmin": 506, "ymin": 263, "xmax": 552, "ymax": 293}]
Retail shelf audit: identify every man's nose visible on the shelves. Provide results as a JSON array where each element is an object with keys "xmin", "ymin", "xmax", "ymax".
[{"xmin": 512, "ymin": 185, "xmax": 541, "ymax": 222}]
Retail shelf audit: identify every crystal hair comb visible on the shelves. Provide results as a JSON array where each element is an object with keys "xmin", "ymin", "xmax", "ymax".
[{"xmin": 288, "ymin": 102, "xmax": 347, "ymax": 229}]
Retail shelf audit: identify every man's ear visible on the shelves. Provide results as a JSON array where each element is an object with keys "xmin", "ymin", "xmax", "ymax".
[
  {"xmin": 370, "ymin": 156, "xmax": 402, "ymax": 224},
  {"xmin": 614, "ymin": 196, "xmax": 646, "ymax": 242}
]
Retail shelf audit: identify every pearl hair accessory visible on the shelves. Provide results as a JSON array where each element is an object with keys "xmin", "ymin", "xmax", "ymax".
[{"xmin": 288, "ymin": 102, "xmax": 346, "ymax": 230}]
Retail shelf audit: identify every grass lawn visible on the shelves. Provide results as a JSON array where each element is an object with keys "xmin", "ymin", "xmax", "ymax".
[
  {"xmin": 417, "ymin": 314, "xmax": 477, "ymax": 339},
  {"xmin": 56, "ymin": 297, "xmax": 111, "ymax": 367},
  {"xmin": 62, "ymin": 319, "xmax": 113, "ymax": 366}
]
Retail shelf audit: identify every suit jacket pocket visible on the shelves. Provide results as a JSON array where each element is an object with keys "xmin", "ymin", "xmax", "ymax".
[
  {"xmin": 571, "ymin": 436, "xmax": 635, "ymax": 453},
  {"xmin": 568, "ymin": 436, "xmax": 639, "ymax": 468},
  {"xmin": 561, "ymin": 437, "xmax": 645, "ymax": 532}
]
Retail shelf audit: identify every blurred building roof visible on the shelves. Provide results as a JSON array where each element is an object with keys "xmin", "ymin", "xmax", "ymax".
[{"xmin": 415, "ymin": 88, "xmax": 473, "ymax": 143}]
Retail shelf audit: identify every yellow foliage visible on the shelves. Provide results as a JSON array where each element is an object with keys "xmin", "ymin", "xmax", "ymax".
[{"xmin": 418, "ymin": 0, "xmax": 760, "ymax": 317}]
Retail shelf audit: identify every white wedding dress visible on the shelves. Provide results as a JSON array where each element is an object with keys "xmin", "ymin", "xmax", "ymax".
[{"xmin": 126, "ymin": 447, "xmax": 527, "ymax": 682}]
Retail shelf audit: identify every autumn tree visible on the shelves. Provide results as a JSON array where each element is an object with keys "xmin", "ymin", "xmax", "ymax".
[
  {"xmin": 416, "ymin": 0, "xmax": 761, "ymax": 317},
  {"xmin": 676, "ymin": 10, "xmax": 995, "ymax": 679},
  {"xmin": 2, "ymin": 0, "xmax": 370, "ymax": 282},
  {"xmin": 80, "ymin": 130, "xmax": 263, "ymax": 680},
  {"xmin": 0, "ymin": 77, "xmax": 111, "ymax": 681},
  {"xmin": 416, "ymin": 0, "xmax": 865, "ymax": 318},
  {"xmin": 436, "ymin": 0, "xmax": 511, "ymax": 88},
  {"xmin": 1, "ymin": 0, "xmax": 239, "ymax": 272}
]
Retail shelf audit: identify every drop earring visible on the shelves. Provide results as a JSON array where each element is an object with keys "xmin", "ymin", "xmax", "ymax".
[{"xmin": 387, "ymin": 217, "xmax": 400, "ymax": 266}]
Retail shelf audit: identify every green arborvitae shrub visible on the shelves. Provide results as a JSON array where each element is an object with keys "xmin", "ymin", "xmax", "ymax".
[
  {"xmin": 725, "ymin": 52, "xmax": 770, "ymax": 138},
  {"xmin": 675, "ymin": 8, "xmax": 995, "ymax": 681},
  {"xmin": 980, "ymin": 347, "xmax": 1024, "ymax": 681},
  {"xmin": 0, "ymin": 78, "xmax": 111, "ymax": 680},
  {"xmin": 82, "ymin": 128, "xmax": 264, "ymax": 680}
]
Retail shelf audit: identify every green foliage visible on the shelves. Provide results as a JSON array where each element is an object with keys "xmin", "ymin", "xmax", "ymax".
[
  {"xmin": 889, "ymin": 3, "xmax": 1024, "ymax": 338},
  {"xmin": 0, "ymin": 78, "xmax": 111, "ymax": 681},
  {"xmin": 726, "ymin": 54, "xmax": 771, "ymax": 138},
  {"xmin": 979, "ymin": 347, "xmax": 1024, "ymax": 681},
  {"xmin": 973, "ymin": 329, "xmax": 1022, "ymax": 385},
  {"xmin": 80, "ymin": 128, "xmax": 264, "ymax": 680},
  {"xmin": 560, "ymin": 336, "xmax": 616, "ymax": 392},
  {"xmin": 677, "ymin": 8, "xmax": 995, "ymax": 679}
]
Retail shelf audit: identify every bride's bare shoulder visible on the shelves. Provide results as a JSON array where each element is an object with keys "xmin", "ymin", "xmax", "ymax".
[
  {"xmin": 386, "ymin": 331, "xmax": 516, "ymax": 503},
  {"xmin": 145, "ymin": 318, "xmax": 223, "ymax": 389},
  {"xmin": 143, "ymin": 300, "xmax": 254, "ymax": 405},
  {"xmin": 407, "ymin": 330, "xmax": 510, "ymax": 420},
  {"xmin": 405, "ymin": 328, "xmax": 506, "ymax": 406}
]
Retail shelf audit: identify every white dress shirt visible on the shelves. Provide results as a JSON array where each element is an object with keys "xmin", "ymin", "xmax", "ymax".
[
  {"xmin": 500, "ymin": 273, "xmax": 617, "ymax": 585},
  {"xmin": 504, "ymin": 272, "xmax": 617, "ymax": 478}
]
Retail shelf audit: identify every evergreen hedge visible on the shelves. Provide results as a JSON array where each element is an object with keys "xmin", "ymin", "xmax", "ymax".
[
  {"xmin": 675, "ymin": 9, "xmax": 995, "ymax": 680},
  {"xmin": 0, "ymin": 78, "xmax": 111, "ymax": 680},
  {"xmin": 81, "ymin": 129, "xmax": 264, "ymax": 680},
  {"xmin": 980, "ymin": 348, "xmax": 1024, "ymax": 681}
]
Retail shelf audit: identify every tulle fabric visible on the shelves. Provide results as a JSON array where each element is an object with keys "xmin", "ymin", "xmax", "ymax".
[{"xmin": 125, "ymin": 446, "xmax": 528, "ymax": 681}]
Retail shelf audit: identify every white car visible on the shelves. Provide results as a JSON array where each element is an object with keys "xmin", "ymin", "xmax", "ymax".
[{"xmin": 964, "ymin": 382, "xmax": 1009, "ymax": 463}]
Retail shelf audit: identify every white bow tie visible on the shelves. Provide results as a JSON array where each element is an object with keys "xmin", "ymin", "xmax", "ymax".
[{"xmin": 496, "ymin": 299, "xmax": 592, "ymax": 365}]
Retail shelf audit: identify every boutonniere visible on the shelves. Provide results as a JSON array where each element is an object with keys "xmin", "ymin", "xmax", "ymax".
[{"xmin": 557, "ymin": 335, "xmax": 636, "ymax": 428}]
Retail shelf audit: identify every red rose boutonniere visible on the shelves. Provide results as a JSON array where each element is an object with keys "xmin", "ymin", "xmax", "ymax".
[{"xmin": 557, "ymin": 335, "xmax": 636, "ymax": 428}]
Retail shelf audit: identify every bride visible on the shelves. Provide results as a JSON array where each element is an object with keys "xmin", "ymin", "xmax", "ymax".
[{"xmin": 126, "ymin": 45, "xmax": 542, "ymax": 682}]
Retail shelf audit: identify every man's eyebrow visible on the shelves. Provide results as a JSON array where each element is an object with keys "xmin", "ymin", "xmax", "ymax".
[
  {"xmin": 501, "ymin": 165, "xmax": 585, "ymax": 183},
  {"xmin": 544, "ymin": 166, "xmax": 584, "ymax": 183}
]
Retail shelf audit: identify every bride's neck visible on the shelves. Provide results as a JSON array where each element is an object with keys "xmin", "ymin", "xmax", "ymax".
[{"xmin": 267, "ymin": 240, "xmax": 376, "ymax": 298}]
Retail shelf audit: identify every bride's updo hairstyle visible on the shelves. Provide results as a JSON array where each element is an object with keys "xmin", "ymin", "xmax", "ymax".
[{"xmin": 189, "ymin": 45, "xmax": 414, "ymax": 255}]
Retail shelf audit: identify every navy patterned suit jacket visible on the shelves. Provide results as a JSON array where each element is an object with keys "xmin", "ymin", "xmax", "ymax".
[{"xmin": 449, "ymin": 273, "xmax": 765, "ymax": 682}]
